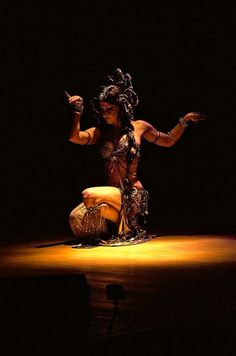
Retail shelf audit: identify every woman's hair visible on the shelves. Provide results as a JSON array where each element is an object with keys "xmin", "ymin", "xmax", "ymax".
[
  {"xmin": 91, "ymin": 69, "xmax": 140, "ymax": 181},
  {"xmin": 91, "ymin": 68, "xmax": 139, "ymax": 132}
]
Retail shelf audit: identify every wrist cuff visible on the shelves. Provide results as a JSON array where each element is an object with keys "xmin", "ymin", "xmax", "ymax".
[{"xmin": 179, "ymin": 117, "xmax": 189, "ymax": 127}]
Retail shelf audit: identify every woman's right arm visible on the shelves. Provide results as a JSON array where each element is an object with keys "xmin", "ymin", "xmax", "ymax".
[{"xmin": 67, "ymin": 95, "xmax": 101, "ymax": 145}]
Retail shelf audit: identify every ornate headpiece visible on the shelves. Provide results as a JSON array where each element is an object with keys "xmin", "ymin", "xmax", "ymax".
[{"xmin": 92, "ymin": 68, "xmax": 139, "ymax": 123}]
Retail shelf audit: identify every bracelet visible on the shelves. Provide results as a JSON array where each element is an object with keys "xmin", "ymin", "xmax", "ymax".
[
  {"xmin": 179, "ymin": 117, "xmax": 189, "ymax": 128},
  {"xmin": 73, "ymin": 106, "xmax": 84, "ymax": 115},
  {"xmin": 167, "ymin": 131, "xmax": 176, "ymax": 142},
  {"xmin": 70, "ymin": 98, "xmax": 84, "ymax": 114}
]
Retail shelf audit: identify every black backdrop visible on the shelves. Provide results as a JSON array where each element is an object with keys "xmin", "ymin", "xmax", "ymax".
[{"xmin": 1, "ymin": 3, "xmax": 236, "ymax": 239}]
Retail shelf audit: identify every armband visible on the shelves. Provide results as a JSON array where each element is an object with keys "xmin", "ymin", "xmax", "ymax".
[{"xmin": 152, "ymin": 131, "xmax": 160, "ymax": 144}]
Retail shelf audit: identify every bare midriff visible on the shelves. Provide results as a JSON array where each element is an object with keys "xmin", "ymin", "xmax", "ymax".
[{"xmin": 104, "ymin": 158, "xmax": 143, "ymax": 190}]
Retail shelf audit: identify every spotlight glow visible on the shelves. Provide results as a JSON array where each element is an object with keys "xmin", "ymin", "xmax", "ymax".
[{"xmin": 1, "ymin": 234, "xmax": 235, "ymax": 277}]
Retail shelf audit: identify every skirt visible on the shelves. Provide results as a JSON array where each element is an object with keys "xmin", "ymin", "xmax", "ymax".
[{"xmin": 69, "ymin": 187, "xmax": 149, "ymax": 245}]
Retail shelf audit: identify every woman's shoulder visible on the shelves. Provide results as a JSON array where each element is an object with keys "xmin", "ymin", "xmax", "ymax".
[
  {"xmin": 132, "ymin": 119, "xmax": 151, "ymax": 125},
  {"xmin": 131, "ymin": 119, "xmax": 151, "ymax": 131}
]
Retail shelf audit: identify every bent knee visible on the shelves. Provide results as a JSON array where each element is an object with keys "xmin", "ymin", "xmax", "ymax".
[
  {"xmin": 82, "ymin": 188, "xmax": 95, "ymax": 199},
  {"xmin": 82, "ymin": 188, "xmax": 90, "ymax": 199},
  {"xmin": 82, "ymin": 188, "xmax": 101, "ymax": 206}
]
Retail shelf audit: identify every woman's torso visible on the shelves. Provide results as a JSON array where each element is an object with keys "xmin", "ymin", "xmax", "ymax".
[{"xmin": 100, "ymin": 121, "xmax": 144, "ymax": 189}]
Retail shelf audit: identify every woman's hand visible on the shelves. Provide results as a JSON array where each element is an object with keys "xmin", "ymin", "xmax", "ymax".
[
  {"xmin": 65, "ymin": 91, "xmax": 84, "ymax": 113},
  {"xmin": 183, "ymin": 112, "xmax": 206, "ymax": 122}
]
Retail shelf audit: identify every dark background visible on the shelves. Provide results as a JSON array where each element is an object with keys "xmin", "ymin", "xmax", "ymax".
[{"xmin": 1, "ymin": 3, "xmax": 235, "ymax": 240}]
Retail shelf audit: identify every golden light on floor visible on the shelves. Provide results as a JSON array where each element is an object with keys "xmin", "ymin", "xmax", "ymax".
[{"xmin": 1, "ymin": 234, "xmax": 236, "ymax": 276}]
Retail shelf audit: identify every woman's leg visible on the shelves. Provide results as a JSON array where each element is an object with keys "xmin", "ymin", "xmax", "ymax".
[
  {"xmin": 69, "ymin": 186, "xmax": 122, "ymax": 239},
  {"xmin": 99, "ymin": 204, "xmax": 120, "ymax": 224},
  {"xmin": 81, "ymin": 186, "xmax": 122, "ymax": 224},
  {"xmin": 81, "ymin": 186, "xmax": 132, "ymax": 238}
]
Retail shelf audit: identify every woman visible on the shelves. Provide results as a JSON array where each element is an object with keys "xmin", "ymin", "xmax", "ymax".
[{"xmin": 66, "ymin": 68, "xmax": 205, "ymax": 246}]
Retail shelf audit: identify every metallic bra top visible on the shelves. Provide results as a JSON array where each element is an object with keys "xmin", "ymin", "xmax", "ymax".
[{"xmin": 100, "ymin": 133, "xmax": 141, "ymax": 162}]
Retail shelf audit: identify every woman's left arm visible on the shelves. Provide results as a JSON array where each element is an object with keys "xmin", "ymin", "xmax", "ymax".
[{"xmin": 143, "ymin": 112, "xmax": 206, "ymax": 147}]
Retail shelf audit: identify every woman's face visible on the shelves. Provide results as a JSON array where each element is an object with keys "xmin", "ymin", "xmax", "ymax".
[{"xmin": 99, "ymin": 101, "xmax": 120, "ymax": 125}]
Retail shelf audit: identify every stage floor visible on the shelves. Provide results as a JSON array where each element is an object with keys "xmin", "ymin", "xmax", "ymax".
[
  {"xmin": 1, "ymin": 233, "xmax": 236, "ymax": 276},
  {"xmin": 1, "ymin": 232, "xmax": 236, "ymax": 354}
]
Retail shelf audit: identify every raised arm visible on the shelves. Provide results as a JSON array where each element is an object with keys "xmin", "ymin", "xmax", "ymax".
[
  {"xmin": 66, "ymin": 93, "xmax": 101, "ymax": 145},
  {"xmin": 143, "ymin": 112, "xmax": 206, "ymax": 147}
]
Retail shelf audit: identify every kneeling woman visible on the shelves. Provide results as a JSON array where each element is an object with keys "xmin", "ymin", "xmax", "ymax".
[{"xmin": 66, "ymin": 68, "xmax": 204, "ymax": 246}]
